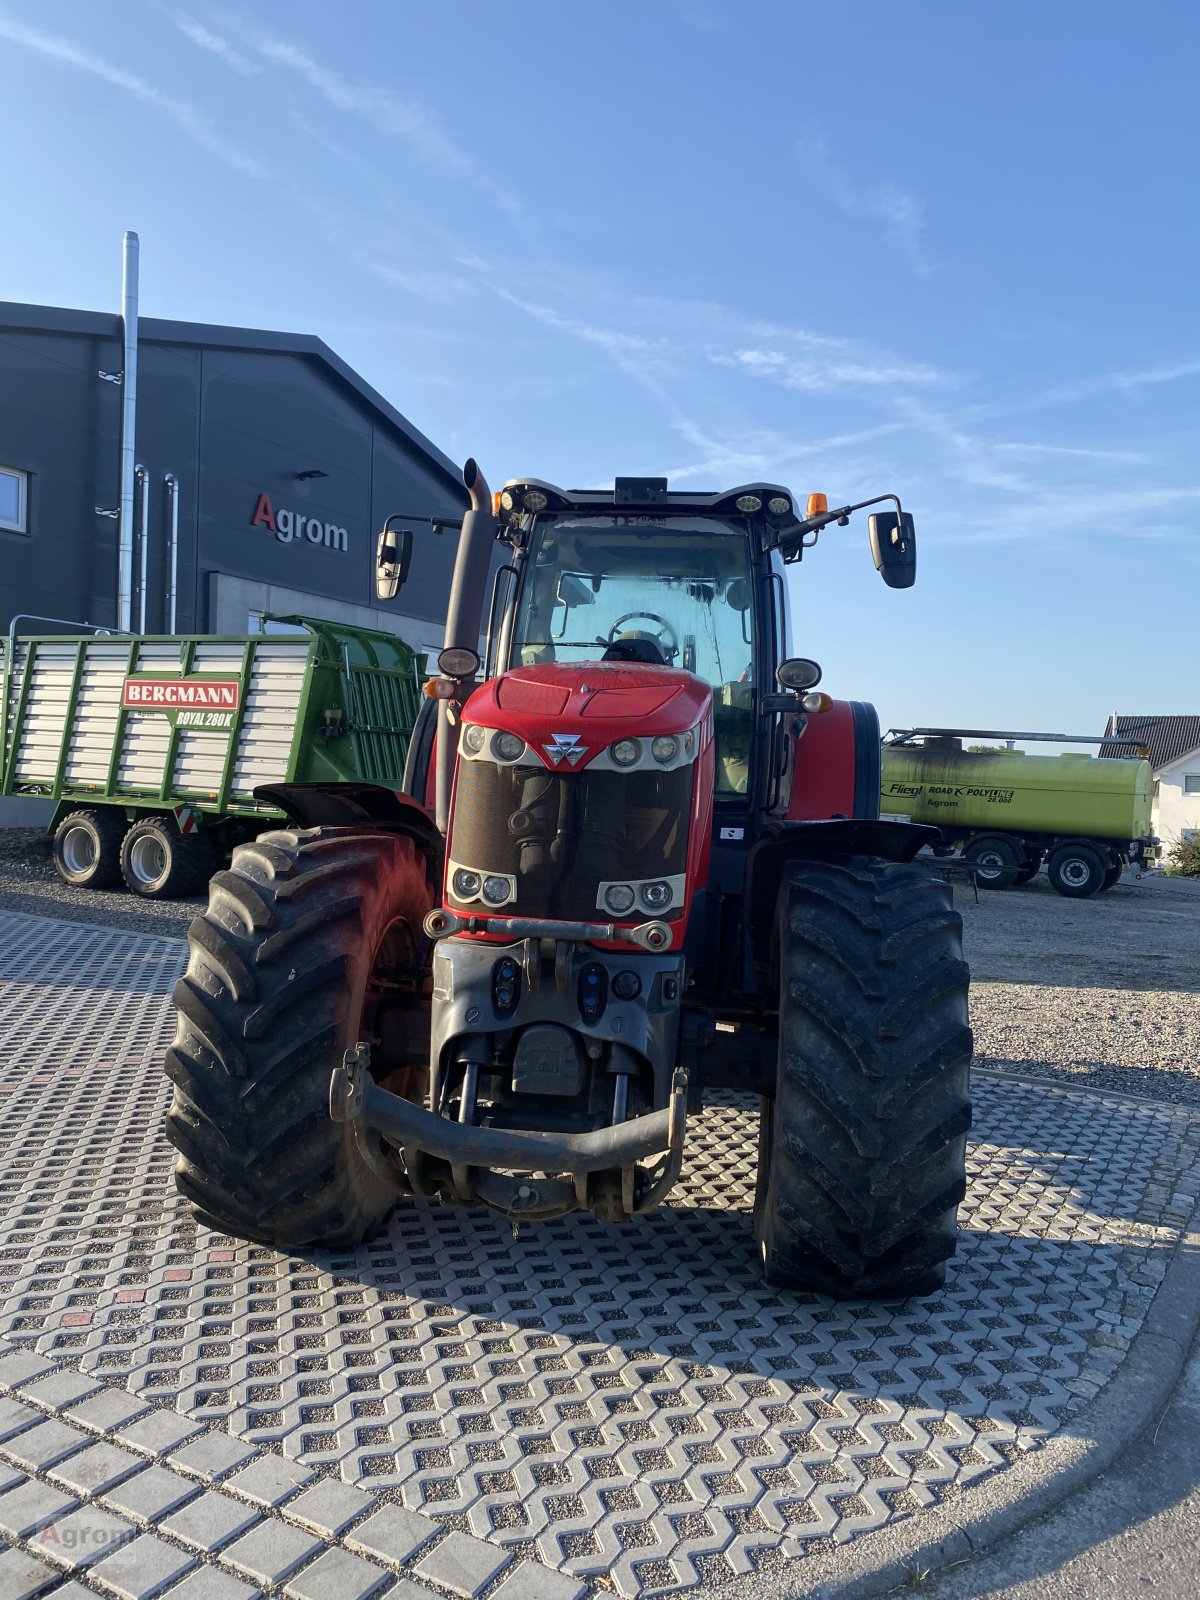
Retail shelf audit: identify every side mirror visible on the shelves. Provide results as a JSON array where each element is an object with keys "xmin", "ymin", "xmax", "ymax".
[
  {"xmin": 375, "ymin": 521, "xmax": 414, "ymax": 600},
  {"xmin": 868, "ymin": 511, "xmax": 916, "ymax": 588}
]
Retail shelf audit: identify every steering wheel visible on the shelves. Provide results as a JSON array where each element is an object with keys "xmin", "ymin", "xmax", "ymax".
[{"xmin": 605, "ymin": 612, "xmax": 679, "ymax": 662}]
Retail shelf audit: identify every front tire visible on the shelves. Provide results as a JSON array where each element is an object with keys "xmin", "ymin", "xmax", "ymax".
[
  {"xmin": 164, "ymin": 827, "xmax": 433, "ymax": 1249},
  {"xmin": 52, "ymin": 807, "xmax": 126, "ymax": 890},
  {"xmin": 755, "ymin": 858, "xmax": 972, "ymax": 1298}
]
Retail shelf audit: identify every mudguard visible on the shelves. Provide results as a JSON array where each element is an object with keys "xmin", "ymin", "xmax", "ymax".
[{"xmin": 253, "ymin": 781, "xmax": 444, "ymax": 860}]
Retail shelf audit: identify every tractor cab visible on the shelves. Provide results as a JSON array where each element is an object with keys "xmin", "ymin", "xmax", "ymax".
[{"xmin": 505, "ymin": 510, "xmax": 764, "ymax": 797}]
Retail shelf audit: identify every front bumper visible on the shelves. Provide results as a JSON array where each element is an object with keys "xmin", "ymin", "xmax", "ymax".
[{"xmin": 331, "ymin": 1046, "xmax": 689, "ymax": 1219}]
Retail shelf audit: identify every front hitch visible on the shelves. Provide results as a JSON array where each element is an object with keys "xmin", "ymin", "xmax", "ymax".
[{"xmin": 330, "ymin": 1045, "xmax": 688, "ymax": 1218}]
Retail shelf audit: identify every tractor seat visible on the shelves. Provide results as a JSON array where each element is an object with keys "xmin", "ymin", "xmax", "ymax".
[{"xmin": 601, "ymin": 633, "xmax": 668, "ymax": 666}]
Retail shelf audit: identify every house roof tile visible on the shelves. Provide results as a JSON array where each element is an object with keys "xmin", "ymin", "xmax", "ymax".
[{"xmin": 1102, "ymin": 715, "xmax": 1200, "ymax": 772}]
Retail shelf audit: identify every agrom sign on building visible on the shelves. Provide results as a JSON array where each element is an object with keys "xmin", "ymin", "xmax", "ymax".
[{"xmin": 251, "ymin": 492, "xmax": 349, "ymax": 553}]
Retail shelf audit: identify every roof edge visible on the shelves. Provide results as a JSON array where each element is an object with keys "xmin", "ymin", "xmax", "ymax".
[{"xmin": 0, "ymin": 299, "xmax": 464, "ymax": 490}]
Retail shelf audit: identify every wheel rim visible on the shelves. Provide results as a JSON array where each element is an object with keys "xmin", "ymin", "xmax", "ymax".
[
  {"xmin": 1060, "ymin": 857, "xmax": 1091, "ymax": 888},
  {"xmin": 975, "ymin": 850, "xmax": 1006, "ymax": 879},
  {"xmin": 61, "ymin": 825, "xmax": 97, "ymax": 875},
  {"xmin": 128, "ymin": 833, "xmax": 167, "ymax": 886}
]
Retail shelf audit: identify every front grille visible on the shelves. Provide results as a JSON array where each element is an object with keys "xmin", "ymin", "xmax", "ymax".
[{"xmin": 448, "ymin": 760, "xmax": 692, "ymax": 922}]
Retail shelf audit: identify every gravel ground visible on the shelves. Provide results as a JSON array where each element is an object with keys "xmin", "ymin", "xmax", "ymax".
[
  {"xmin": 958, "ymin": 869, "xmax": 1200, "ymax": 1109},
  {"xmin": 4, "ymin": 824, "xmax": 1199, "ymax": 1109},
  {"xmin": 0, "ymin": 826, "xmax": 199, "ymax": 940}
]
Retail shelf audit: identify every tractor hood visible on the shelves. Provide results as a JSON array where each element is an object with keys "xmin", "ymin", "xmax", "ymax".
[{"xmin": 463, "ymin": 661, "xmax": 713, "ymax": 772}]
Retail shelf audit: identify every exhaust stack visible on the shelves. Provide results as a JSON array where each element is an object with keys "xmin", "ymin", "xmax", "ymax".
[
  {"xmin": 435, "ymin": 458, "xmax": 498, "ymax": 832},
  {"xmin": 117, "ymin": 231, "xmax": 139, "ymax": 632}
]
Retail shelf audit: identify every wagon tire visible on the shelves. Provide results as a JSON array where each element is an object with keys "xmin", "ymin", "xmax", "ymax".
[
  {"xmin": 755, "ymin": 857, "xmax": 973, "ymax": 1299},
  {"xmin": 120, "ymin": 817, "xmax": 217, "ymax": 900},
  {"xmin": 963, "ymin": 835, "xmax": 1021, "ymax": 890},
  {"xmin": 1047, "ymin": 843, "xmax": 1106, "ymax": 898},
  {"xmin": 1013, "ymin": 852, "xmax": 1042, "ymax": 886},
  {"xmin": 164, "ymin": 827, "xmax": 434, "ymax": 1249},
  {"xmin": 52, "ymin": 807, "xmax": 128, "ymax": 891}
]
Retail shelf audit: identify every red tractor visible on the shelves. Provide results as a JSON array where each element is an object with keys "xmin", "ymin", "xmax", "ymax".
[{"xmin": 165, "ymin": 463, "xmax": 971, "ymax": 1298}]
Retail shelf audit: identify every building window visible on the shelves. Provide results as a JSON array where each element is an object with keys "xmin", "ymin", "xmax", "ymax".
[
  {"xmin": 1184, "ymin": 775, "xmax": 1200, "ymax": 795},
  {"xmin": 0, "ymin": 466, "xmax": 28, "ymax": 533}
]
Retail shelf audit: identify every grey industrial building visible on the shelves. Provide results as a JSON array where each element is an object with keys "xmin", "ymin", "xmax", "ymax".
[{"xmin": 0, "ymin": 299, "xmax": 466, "ymax": 656}]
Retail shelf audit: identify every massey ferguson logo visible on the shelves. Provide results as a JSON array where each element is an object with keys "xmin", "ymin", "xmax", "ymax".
[
  {"xmin": 543, "ymin": 733, "xmax": 588, "ymax": 766},
  {"xmin": 251, "ymin": 492, "xmax": 348, "ymax": 553}
]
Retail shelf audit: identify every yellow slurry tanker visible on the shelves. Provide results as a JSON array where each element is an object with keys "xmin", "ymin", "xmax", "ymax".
[{"xmin": 881, "ymin": 728, "xmax": 1157, "ymax": 896}]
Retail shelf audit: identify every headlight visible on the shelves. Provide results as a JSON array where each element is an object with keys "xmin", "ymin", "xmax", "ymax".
[
  {"xmin": 651, "ymin": 735, "xmax": 678, "ymax": 764},
  {"xmin": 452, "ymin": 868, "xmax": 481, "ymax": 899},
  {"xmin": 735, "ymin": 494, "xmax": 763, "ymax": 513},
  {"xmin": 604, "ymin": 884, "xmax": 636, "ymax": 915},
  {"xmin": 683, "ymin": 729, "xmax": 695, "ymax": 757},
  {"xmin": 462, "ymin": 724, "xmax": 487, "ymax": 754},
  {"xmin": 767, "ymin": 496, "xmax": 791, "ymax": 516},
  {"xmin": 492, "ymin": 731, "xmax": 526, "ymax": 762},
  {"xmin": 482, "ymin": 875, "xmax": 511, "ymax": 905},
  {"xmin": 611, "ymin": 738, "xmax": 641, "ymax": 767},
  {"xmin": 523, "ymin": 489, "xmax": 548, "ymax": 512},
  {"xmin": 640, "ymin": 880, "xmax": 671, "ymax": 910}
]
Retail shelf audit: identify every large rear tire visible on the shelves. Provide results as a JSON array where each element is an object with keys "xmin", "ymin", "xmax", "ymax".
[
  {"xmin": 164, "ymin": 827, "xmax": 433, "ymax": 1249},
  {"xmin": 52, "ymin": 807, "xmax": 127, "ymax": 890},
  {"xmin": 755, "ymin": 858, "xmax": 972, "ymax": 1299}
]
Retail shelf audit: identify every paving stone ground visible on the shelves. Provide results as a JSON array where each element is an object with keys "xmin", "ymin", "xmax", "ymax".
[{"xmin": 2, "ymin": 909, "xmax": 1199, "ymax": 1598}]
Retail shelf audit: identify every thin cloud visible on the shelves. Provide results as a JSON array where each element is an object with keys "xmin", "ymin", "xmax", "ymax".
[
  {"xmin": 0, "ymin": 10, "xmax": 270, "ymax": 178},
  {"xmin": 798, "ymin": 136, "xmax": 933, "ymax": 278},
  {"xmin": 171, "ymin": 14, "xmax": 259, "ymax": 76},
  {"xmin": 218, "ymin": 15, "xmax": 524, "ymax": 219},
  {"xmin": 709, "ymin": 345, "xmax": 944, "ymax": 392}
]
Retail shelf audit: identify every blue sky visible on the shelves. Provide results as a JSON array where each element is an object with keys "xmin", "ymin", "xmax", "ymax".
[{"xmin": 2, "ymin": 1, "xmax": 1197, "ymax": 736}]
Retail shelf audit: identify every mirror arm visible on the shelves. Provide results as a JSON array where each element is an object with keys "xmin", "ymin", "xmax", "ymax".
[
  {"xmin": 382, "ymin": 512, "xmax": 464, "ymax": 537},
  {"xmin": 776, "ymin": 491, "xmax": 904, "ymax": 558}
]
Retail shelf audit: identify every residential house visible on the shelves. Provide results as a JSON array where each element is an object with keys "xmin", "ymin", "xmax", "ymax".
[{"xmin": 1102, "ymin": 715, "xmax": 1200, "ymax": 844}]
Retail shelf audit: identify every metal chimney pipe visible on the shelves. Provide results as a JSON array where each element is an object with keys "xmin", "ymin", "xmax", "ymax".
[
  {"xmin": 117, "ymin": 231, "xmax": 140, "ymax": 631},
  {"xmin": 164, "ymin": 473, "xmax": 179, "ymax": 632},
  {"xmin": 135, "ymin": 464, "xmax": 149, "ymax": 632}
]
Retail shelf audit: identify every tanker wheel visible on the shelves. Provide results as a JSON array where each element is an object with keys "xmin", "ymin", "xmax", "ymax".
[
  {"xmin": 164, "ymin": 827, "xmax": 433, "ymax": 1249},
  {"xmin": 1047, "ymin": 843, "xmax": 1106, "ymax": 898},
  {"xmin": 1099, "ymin": 860, "xmax": 1123, "ymax": 892},
  {"xmin": 120, "ymin": 817, "xmax": 218, "ymax": 900},
  {"xmin": 755, "ymin": 857, "xmax": 972, "ymax": 1299},
  {"xmin": 52, "ymin": 807, "xmax": 127, "ymax": 891},
  {"xmin": 1013, "ymin": 852, "xmax": 1042, "ymax": 887},
  {"xmin": 963, "ymin": 836, "xmax": 1021, "ymax": 889}
]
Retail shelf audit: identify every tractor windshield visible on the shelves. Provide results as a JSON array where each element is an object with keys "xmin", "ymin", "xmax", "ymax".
[{"xmin": 512, "ymin": 517, "xmax": 756, "ymax": 794}]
